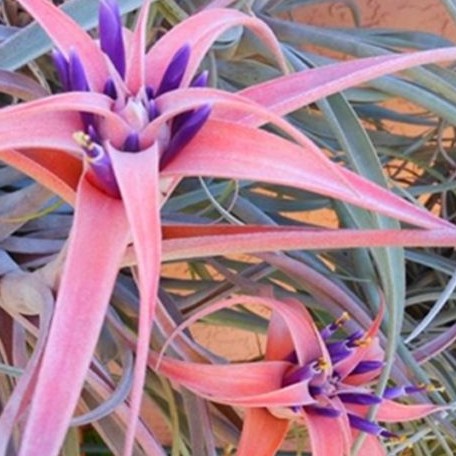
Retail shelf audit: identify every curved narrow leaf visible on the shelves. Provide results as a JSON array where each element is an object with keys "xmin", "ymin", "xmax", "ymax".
[
  {"xmin": 163, "ymin": 119, "xmax": 452, "ymax": 229},
  {"xmin": 19, "ymin": 178, "xmax": 130, "ymax": 456},
  {"xmin": 109, "ymin": 143, "xmax": 162, "ymax": 455},
  {"xmin": 237, "ymin": 408, "xmax": 289, "ymax": 456}
]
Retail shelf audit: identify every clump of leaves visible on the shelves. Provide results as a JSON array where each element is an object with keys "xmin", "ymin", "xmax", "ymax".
[{"xmin": 0, "ymin": 1, "xmax": 456, "ymax": 455}]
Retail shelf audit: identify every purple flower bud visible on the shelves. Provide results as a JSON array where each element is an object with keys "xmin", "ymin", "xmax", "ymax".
[
  {"xmin": 145, "ymin": 85, "xmax": 155, "ymax": 100},
  {"xmin": 156, "ymin": 44, "xmax": 191, "ymax": 96},
  {"xmin": 103, "ymin": 78, "xmax": 118, "ymax": 99},
  {"xmin": 147, "ymin": 99, "xmax": 159, "ymax": 121},
  {"xmin": 123, "ymin": 132, "xmax": 140, "ymax": 152},
  {"xmin": 338, "ymin": 392, "xmax": 382, "ymax": 405},
  {"xmin": 383, "ymin": 383, "xmax": 436, "ymax": 400},
  {"xmin": 69, "ymin": 50, "xmax": 89, "ymax": 92},
  {"xmin": 99, "ymin": 0, "xmax": 126, "ymax": 78},
  {"xmin": 306, "ymin": 406, "xmax": 341, "ymax": 418},
  {"xmin": 87, "ymin": 124, "xmax": 101, "ymax": 144},
  {"xmin": 160, "ymin": 104, "xmax": 211, "ymax": 170},
  {"xmin": 52, "ymin": 49, "xmax": 69, "ymax": 91},
  {"xmin": 191, "ymin": 70, "xmax": 209, "ymax": 88}
]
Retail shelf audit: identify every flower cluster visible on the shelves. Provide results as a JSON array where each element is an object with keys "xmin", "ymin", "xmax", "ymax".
[
  {"xmin": 52, "ymin": 0, "xmax": 210, "ymax": 198},
  {"xmin": 281, "ymin": 312, "xmax": 437, "ymax": 440}
]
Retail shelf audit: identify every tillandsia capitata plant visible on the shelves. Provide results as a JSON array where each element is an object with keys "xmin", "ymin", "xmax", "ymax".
[{"xmin": 1, "ymin": 0, "xmax": 456, "ymax": 455}]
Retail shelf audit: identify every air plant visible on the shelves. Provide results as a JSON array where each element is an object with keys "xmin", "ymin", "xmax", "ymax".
[
  {"xmin": 0, "ymin": 0, "xmax": 455, "ymax": 455},
  {"xmin": 155, "ymin": 294, "xmax": 447, "ymax": 456}
]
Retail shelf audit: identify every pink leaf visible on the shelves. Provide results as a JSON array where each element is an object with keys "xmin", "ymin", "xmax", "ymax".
[
  {"xmin": 163, "ymin": 119, "xmax": 452, "ymax": 229},
  {"xmin": 0, "ymin": 148, "xmax": 82, "ymax": 205},
  {"xmin": 375, "ymin": 399, "xmax": 446, "ymax": 423},
  {"xmin": 160, "ymin": 294, "xmax": 327, "ymax": 368},
  {"xmin": 347, "ymin": 399, "xmax": 446, "ymax": 423},
  {"xmin": 238, "ymin": 46, "xmax": 456, "ymax": 123},
  {"xmin": 125, "ymin": 1, "xmax": 152, "ymax": 92},
  {"xmin": 302, "ymin": 406, "xmax": 352, "ymax": 456},
  {"xmin": 160, "ymin": 226, "xmax": 456, "ymax": 262},
  {"xmin": 109, "ymin": 143, "xmax": 162, "ymax": 455},
  {"xmin": 19, "ymin": 178, "xmax": 130, "ymax": 456},
  {"xmin": 237, "ymin": 408, "xmax": 289, "ymax": 456}
]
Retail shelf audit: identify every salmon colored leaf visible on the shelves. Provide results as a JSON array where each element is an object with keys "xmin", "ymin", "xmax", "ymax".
[
  {"xmin": 238, "ymin": 46, "xmax": 456, "ymax": 124},
  {"xmin": 237, "ymin": 408, "xmax": 289, "ymax": 456},
  {"xmin": 19, "ymin": 178, "xmax": 130, "ymax": 456},
  {"xmin": 109, "ymin": 143, "xmax": 162, "ymax": 454}
]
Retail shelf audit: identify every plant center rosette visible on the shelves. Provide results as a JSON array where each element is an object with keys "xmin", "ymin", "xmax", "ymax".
[{"xmin": 52, "ymin": 0, "xmax": 210, "ymax": 199}]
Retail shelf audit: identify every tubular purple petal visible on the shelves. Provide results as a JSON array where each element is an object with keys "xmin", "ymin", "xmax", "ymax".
[
  {"xmin": 160, "ymin": 104, "xmax": 211, "ymax": 169},
  {"xmin": 87, "ymin": 152, "xmax": 121, "ymax": 198},
  {"xmin": 69, "ymin": 52, "xmax": 95, "ymax": 127},
  {"xmin": 326, "ymin": 340, "xmax": 352, "ymax": 363},
  {"xmin": 52, "ymin": 49, "xmax": 70, "ymax": 91},
  {"xmin": 99, "ymin": 0, "xmax": 126, "ymax": 78},
  {"xmin": 320, "ymin": 312, "xmax": 350, "ymax": 340},
  {"xmin": 347, "ymin": 414, "xmax": 385, "ymax": 436},
  {"xmin": 383, "ymin": 383, "xmax": 437, "ymax": 400},
  {"xmin": 383, "ymin": 386, "xmax": 406, "ymax": 400},
  {"xmin": 350, "ymin": 360, "xmax": 384, "ymax": 375},
  {"xmin": 306, "ymin": 406, "xmax": 341, "ymax": 418},
  {"xmin": 282, "ymin": 363, "xmax": 318, "ymax": 388},
  {"xmin": 74, "ymin": 132, "xmax": 120, "ymax": 198},
  {"xmin": 156, "ymin": 44, "xmax": 191, "ymax": 96},
  {"xmin": 338, "ymin": 392, "xmax": 382, "ymax": 405}
]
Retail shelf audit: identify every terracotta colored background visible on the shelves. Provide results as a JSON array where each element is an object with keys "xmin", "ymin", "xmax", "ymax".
[
  {"xmin": 294, "ymin": 0, "xmax": 456, "ymax": 37},
  {"xmin": 153, "ymin": 0, "xmax": 456, "ymax": 444}
]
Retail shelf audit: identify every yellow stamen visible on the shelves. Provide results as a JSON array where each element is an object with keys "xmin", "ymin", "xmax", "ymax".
[
  {"xmin": 73, "ymin": 131, "xmax": 93, "ymax": 150},
  {"xmin": 352, "ymin": 336, "xmax": 372, "ymax": 347},
  {"xmin": 389, "ymin": 434, "xmax": 408, "ymax": 444},
  {"xmin": 317, "ymin": 357, "xmax": 330, "ymax": 371},
  {"xmin": 419, "ymin": 382, "xmax": 445, "ymax": 393},
  {"xmin": 335, "ymin": 312, "xmax": 350, "ymax": 326}
]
